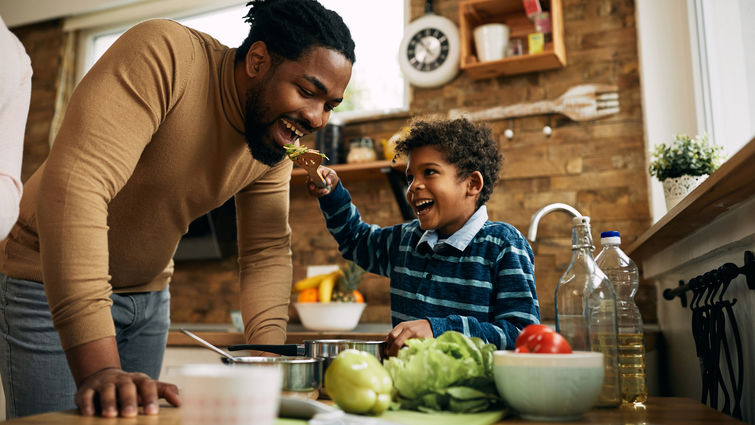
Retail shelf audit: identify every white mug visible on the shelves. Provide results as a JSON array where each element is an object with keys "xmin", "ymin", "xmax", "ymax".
[{"xmin": 473, "ymin": 23, "xmax": 510, "ymax": 62}]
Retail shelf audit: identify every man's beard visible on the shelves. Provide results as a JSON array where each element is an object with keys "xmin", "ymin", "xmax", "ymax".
[{"xmin": 244, "ymin": 85, "xmax": 286, "ymax": 167}]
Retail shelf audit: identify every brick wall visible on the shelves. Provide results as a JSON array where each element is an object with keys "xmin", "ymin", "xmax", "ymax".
[
  {"xmin": 285, "ymin": 0, "xmax": 654, "ymax": 325},
  {"xmin": 10, "ymin": 20, "xmax": 61, "ymax": 180},
  {"xmin": 13, "ymin": 0, "xmax": 656, "ymax": 328}
]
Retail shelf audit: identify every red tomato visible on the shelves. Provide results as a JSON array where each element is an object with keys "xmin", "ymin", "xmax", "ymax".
[
  {"xmin": 515, "ymin": 324, "xmax": 554, "ymax": 348},
  {"xmin": 515, "ymin": 324, "xmax": 572, "ymax": 354},
  {"xmin": 529, "ymin": 331, "xmax": 572, "ymax": 353}
]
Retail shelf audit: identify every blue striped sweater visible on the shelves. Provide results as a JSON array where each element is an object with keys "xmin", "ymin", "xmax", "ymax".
[{"xmin": 318, "ymin": 182, "xmax": 540, "ymax": 349}]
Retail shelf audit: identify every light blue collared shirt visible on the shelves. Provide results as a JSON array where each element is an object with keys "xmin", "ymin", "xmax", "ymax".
[{"xmin": 416, "ymin": 205, "xmax": 488, "ymax": 253}]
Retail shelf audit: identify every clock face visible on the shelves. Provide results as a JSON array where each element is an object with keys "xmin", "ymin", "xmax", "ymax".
[
  {"xmin": 406, "ymin": 27, "xmax": 450, "ymax": 72},
  {"xmin": 398, "ymin": 14, "xmax": 460, "ymax": 88}
]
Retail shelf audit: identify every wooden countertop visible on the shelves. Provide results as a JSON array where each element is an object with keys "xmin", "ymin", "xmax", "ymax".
[
  {"xmin": 168, "ymin": 324, "xmax": 661, "ymax": 352},
  {"xmin": 627, "ymin": 137, "xmax": 755, "ymax": 264},
  {"xmin": 167, "ymin": 330, "xmax": 388, "ymax": 347},
  {"xmin": 4, "ymin": 397, "xmax": 745, "ymax": 424}
]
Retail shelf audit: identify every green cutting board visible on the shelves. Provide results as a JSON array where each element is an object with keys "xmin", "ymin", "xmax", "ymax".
[{"xmin": 276, "ymin": 409, "xmax": 507, "ymax": 425}]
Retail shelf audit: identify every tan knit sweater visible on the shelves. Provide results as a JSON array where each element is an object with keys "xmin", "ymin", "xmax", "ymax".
[{"xmin": 0, "ymin": 20, "xmax": 293, "ymax": 351}]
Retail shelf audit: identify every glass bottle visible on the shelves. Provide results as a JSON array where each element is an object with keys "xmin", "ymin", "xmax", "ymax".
[
  {"xmin": 346, "ymin": 137, "xmax": 377, "ymax": 164},
  {"xmin": 555, "ymin": 216, "xmax": 621, "ymax": 407},
  {"xmin": 596, "ymin": 231, "xmax": 647, "ymax": 405}
]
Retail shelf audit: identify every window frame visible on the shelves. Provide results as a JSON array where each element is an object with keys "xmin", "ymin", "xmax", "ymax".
[{"xmin": 68, "ymin": 0, "xmax": 410, "ymax": 122}]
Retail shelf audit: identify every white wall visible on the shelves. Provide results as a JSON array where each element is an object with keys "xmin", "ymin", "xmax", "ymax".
[
  {"xmin": 635, "ymin": 0, "xmax": 699, "ymax": 223},
  {"xmin": 644, "ymin": 196, "xmax": 755, "ymax": 424}
]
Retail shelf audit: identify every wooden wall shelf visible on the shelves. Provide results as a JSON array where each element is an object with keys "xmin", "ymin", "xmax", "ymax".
[
  {"xmin": 459, "ymin": 0, "xmax": 566, "ymax": 79},
  {"xmin": 291, "ymin": 160, "xmax": 414, "ymax": 221},
  {"xmin": 627, "ymin": 137, "xmax": 755, "ymax": 265},
  {"xmin": 290, "ymin": 160, "xmax": 405, "ymax": 185}
]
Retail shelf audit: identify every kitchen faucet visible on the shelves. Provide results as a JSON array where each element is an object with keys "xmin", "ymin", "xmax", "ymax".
[{"xmin": 527, "ymin": 203, "xmax": 583, "ymax": 242}]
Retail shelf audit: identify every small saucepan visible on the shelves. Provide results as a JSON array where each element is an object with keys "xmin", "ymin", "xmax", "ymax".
[
  {"xmin": 180, "ymin": 329, "xmax": 325, "ymax": 399},
  {"xmin": 221, "ymin": 356, "xmax": 324, "ymax": 400},
  {"xmin": 229, "ymin": 339, "xmax": 385, "ymax": 372}
]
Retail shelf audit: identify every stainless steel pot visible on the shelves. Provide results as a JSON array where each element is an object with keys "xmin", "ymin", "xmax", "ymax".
[
  {"xmin": 228, "ymin": 339, "xmax": 385, "ymax": 371},
  {"xmin": 221, "ymin": 356, "xmax": 324, "ymax": 399}
]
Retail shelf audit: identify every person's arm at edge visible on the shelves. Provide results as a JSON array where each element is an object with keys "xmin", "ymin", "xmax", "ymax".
[{"xmin": 0, "ymin": 18, "xmax": 31, "ymax": 240}]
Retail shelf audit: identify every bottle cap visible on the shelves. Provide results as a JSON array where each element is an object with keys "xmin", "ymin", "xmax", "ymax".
[{"xmin": 600, "ymin": 230, "xmax": 621, "ymax": 244}]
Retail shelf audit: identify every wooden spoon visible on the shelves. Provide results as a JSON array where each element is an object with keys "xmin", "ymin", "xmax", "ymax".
[{"xmin": 294, "ymin": 152, "xmax": 330, "ymax": 190}]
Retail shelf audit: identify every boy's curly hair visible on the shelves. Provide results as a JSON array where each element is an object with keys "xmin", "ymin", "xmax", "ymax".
[
  {"xmin": 235, "ymin": 0, "xmax": 356, "ymax": 64},
  {"xmin": 394, "ymin": 118, "xmax": 503, "ymax": 208}
]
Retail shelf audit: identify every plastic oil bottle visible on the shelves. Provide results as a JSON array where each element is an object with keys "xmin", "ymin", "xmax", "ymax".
[
  {"xmin": 596, "ymin": 230, "xmax": 648, "ymax": 405},
  {"xmin": 555, "ymin": 217, "xmax": 621, "ymax": 407}
]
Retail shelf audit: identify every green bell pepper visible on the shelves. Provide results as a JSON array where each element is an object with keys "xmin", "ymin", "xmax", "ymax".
[{"xmin": 324, "ymin": 349, "xmax": 393, "ymax": 415}]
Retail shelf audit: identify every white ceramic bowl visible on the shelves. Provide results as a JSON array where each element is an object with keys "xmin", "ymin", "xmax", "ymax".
[
  {"xmin": 493, "ymin": 350, "xmax": 604, "ymax": 421},
  {"xmin": 294, "ymin": 302, "xmax": 366, "ymax": 331},
  {"xmin": 178, "ymin": 363, "xmax": 282, "ymax": 425}
]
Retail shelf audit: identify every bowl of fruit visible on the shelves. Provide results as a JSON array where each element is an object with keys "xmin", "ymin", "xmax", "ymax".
[
  {"xmin": 493, "ymin": 325, "xmax": 604, "ymax": 421},
  {"xmin": 292, "ymin": 262, "xmax": 366, "ymax": 331}
]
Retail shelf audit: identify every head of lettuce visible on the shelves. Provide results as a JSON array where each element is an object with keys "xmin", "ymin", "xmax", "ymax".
[{"xmin": 383, "ymin": 331, "xmax": 502, "ymax": 413}]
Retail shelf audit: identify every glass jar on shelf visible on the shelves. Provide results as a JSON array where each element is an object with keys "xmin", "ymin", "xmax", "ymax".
[{"xmin": 346, "ymin": 137, "xmax": 377, "ymax": 164}]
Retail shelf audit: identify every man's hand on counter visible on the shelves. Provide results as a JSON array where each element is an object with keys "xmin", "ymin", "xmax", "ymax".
[{"xmin": 66, "ymin": 336, "xmax": 181, "ymax": 417}]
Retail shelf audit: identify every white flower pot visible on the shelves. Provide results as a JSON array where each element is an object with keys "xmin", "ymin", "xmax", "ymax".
[{"xmin": 662, "ymin": 174, "xmax": 708, "ymax": 210}]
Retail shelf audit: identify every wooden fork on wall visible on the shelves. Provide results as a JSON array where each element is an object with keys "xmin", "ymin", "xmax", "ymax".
[{"xmin": 449, "ymin": 84, "xmax": 620, "ymax": 122}]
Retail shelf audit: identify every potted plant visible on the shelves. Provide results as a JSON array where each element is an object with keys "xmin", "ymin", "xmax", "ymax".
[{"xmin": 649, "ymin": 133, "xmax": 724, "ymax": 210}]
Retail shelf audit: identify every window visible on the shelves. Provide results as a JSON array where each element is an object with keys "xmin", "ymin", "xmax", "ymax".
[
  {"xmin": 637, "ymin": 0, "xmax": 755, "ymax": 221},
  {"xmin": 690, "ymin": 0, "xmax": 755, "ymax": 157},
  {"xmin": 76, "ymin": 0, "xmax": 407, "ymax": 120}
]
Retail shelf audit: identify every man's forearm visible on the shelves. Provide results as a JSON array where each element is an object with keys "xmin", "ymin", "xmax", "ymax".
[{"xmin": 65, "ymin": 336, "xmax": 121, "ymax": 386}]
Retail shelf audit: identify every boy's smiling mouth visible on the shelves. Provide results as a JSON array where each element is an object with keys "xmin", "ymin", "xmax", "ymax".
[{"xmin": 414, "ymin": 199, "xmax": 434, "ymax": 216}]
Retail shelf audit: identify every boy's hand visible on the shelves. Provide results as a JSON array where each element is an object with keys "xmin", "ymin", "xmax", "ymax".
[
  {"xmin": 383, "ymin": 319, "xmax": 432, "ymax": 357},
  {"xmin": 306, "ymin": 166, "xmax": 339, "ymax": 197}
]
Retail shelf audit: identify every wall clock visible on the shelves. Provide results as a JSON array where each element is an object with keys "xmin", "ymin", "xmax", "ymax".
[{"xmin": 398, "ymin": 1, "xmax": 460, "ymax": 88}]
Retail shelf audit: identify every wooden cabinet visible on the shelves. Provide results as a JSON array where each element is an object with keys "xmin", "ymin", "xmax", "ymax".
[{"xmin": 459, "ymin": 0, "xmax": 566, "ymax": 79}]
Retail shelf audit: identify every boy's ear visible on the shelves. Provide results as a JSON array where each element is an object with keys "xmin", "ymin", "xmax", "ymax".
[
  {"xmin": 245, "ymin": 41, "xmax": 271, "ymax": 78},
  {"xmin": 467, "ymin": 171, "xmax": 484, "ymax": 196}
]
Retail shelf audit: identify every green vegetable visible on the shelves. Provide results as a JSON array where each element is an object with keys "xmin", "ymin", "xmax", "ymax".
[
  {"xmin": 383, "ymin": 331, "xmax": 501, "ymax": 413},
  {"xmin": 283, "ymin": 143, "xmax": 328, "ymax": 160},
  {"xmin": 324, "ymin": 349, "xmax": 393, "ymax": 415},
  {"xmin": 648, "ymin": 133, "xmax": 724, "ymax": 180}
]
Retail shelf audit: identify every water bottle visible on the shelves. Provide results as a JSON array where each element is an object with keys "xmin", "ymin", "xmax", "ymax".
[
  {"xmin": 596, "ymin": 231, "xmax": 647, "ymax": 405},
  {"xmin": 555, "ymin": 217, "xmax": 621, "ymax": 407}
]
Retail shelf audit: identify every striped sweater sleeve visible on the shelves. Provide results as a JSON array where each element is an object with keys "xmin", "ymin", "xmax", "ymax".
[{"xmin": 317, "ymin": 181, "xmax": 399, "ymax": 277}]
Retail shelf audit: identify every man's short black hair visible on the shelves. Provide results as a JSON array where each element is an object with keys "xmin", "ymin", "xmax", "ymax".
[
  {"xmin": 395, "ymin": 118, "xmax": 503, "ymax": 208},
  {"xmin": 235, "ymin": 0, "xmax": 356, "ymax": 64}
]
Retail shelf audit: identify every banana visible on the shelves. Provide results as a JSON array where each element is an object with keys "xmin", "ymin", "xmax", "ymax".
[
  {"xmin": 318, "ymin": 270, "xmax": 344, "ymax": 303},
  {"xmin": 293, "ymin": 273, "xmax": 327, "ymax": 292}
]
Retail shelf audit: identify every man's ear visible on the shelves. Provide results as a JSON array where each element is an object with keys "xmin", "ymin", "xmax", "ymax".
[
  {"xmin": 245, "ymin": 41, "xmax": 270, "ymax": 78},
  {"xmin": 467, "ymin": 171, "xmax": 484, "ymax": 197}
]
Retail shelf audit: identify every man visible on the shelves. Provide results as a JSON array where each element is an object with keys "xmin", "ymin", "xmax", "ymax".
[{"xmin": 0, "ymin": 0, "xmax": 354, "ymax": 419}]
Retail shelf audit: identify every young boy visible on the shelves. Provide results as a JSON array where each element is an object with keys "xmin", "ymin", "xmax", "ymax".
[{"xmin": 306, "ymin": 118, "xmax": 539, "ymax": 356}]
